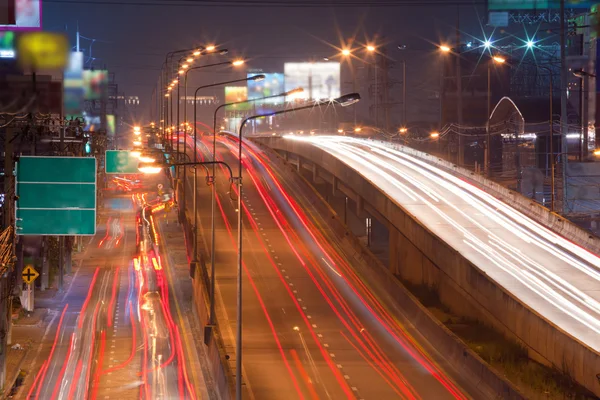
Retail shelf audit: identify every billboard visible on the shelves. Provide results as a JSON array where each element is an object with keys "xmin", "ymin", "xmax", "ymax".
[
  {"xmin": 63, "ymin": 52, "xmax": 84, "ymax": 118},
  {"xmin": 488, "ymin": 0, "xmax": 595, "ymax": 9},
  {"xmin": 224, "ymin": 86, "xmax": 250, "ymax": 111},
  {"xmin": 0, "ymin": 0, "xmax": 41, "ymax": 31},
  {"xmin": 0, "ymin": 31, "xmax": 14, "ymax": 58},
  {"xmin": 83, "ymin": 112, "xmax": 100, "ymax": 132},
  {"xmin": 83, "ymin": 70, "xmax": 108, "ymax": 100},
  {"xmin": 284, "ymin": 62, "xmax": 340, "ymax": 101},
  {"xmin": 248, "ymin": 72, "xmax": 284, "ymax": 99},
  {"xmin": 106, "ymin": 114, "xmax": 116, "ymax": 136},
  {"xmin": 17, "ymin": 32, "xmax": 68, "ymax": 69}
]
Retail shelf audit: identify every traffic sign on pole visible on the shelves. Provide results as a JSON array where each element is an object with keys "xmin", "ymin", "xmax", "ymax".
[
  {"xmin": 16, "ymin": 156, "xmax": 97, "ymax": 235},
  {"xmin": 22, "ymin": 265, "xmax": 39, "ymax": 285},
  {"xmin": 105, "ymin": 150, "xmax": 140, "ymax": 174}
]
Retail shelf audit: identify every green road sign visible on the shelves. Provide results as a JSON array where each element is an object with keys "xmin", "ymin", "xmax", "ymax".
[
  {"xmin": 105, "ymin": 150, "xmax": 140, "ymax": 174},
  {"xmin": 16, "ymin": 156, "xmax": 97, "ymax": 236}
]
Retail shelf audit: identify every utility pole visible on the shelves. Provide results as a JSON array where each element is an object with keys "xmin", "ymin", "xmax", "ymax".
[
  {"xmin": 455, "ymin": 6, "xmax": 464, "ymax": 165},
  {"xmin": 560, "ymin": 0, "xmax": 569, "ymax": 214},
  {"xmin": 0, "ymin": 125, "xmax": 15, "ymax": 389}
]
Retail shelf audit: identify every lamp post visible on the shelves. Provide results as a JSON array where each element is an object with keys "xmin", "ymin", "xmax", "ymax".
[
  {"xmin": 234, "ymin": 93, "xmax": 361, "ymax": 400},
  {"xmin": 183, "ymin": 51, "xmax": 231, "ymax": 129},
  {"xmin": 162, "ymin": 47, "xmax": 204, "ymax": 148},
  {"xmin": 536, "ymin": 64, "xmax": 555, "ymax": 212},
  {"xmin": 179, "ymin": 56, "xmax": 237, "ymax": 225},
  {"xmin": 189, "ymin": 75, "xmax": 265, "ymax": 276},
  {"xmin": 486, "ymin": 55, "xmax": 506, "ymax": 177},
  {"xmin": 206, "ymin": 86, "xmax": 303, "ymax": 329},
  {"xmin": 341, "ymin": 49, "xmax": 358, "ymax": 125}
]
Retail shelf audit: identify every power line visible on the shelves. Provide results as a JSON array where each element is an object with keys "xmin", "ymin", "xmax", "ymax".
[{"xmin": 45, "ymin": 0, "xmax": 488, "ymax": 7}]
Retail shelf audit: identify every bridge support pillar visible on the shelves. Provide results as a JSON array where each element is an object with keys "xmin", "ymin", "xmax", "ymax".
[{"xmin": 356, "ymin": 196, "xmax": 366, "ymax": 217}]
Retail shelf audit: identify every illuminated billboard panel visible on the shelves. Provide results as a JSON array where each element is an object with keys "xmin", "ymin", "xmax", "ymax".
[
  {"xmin": 247, "ymin": 72, "xmax": 284, "ymax": 103},
  {"xmin": 488, "ymin": 0, "xmax": 595, "ymax": 9},
  {"xmin": 224, "ymin": 86, "xmax": 250, "ymax": 111},
  {"xmin": 63, "ymin": 52, "xmax": 84, "ymax": 118},
  {"xmin": 0, "ymin": 32, "xmax": 15, "ymax": 58},
  {"xmin": 284, "ymin": 62, "xmax": 340, "ymax": 101},
  {"xmin": 83, "ymin": 70, "xmax": 108, "ymax": 100},
  {"xmin": 106, "ymin": 114, "xmax": 116, "ymax": 136},
  {"xmin": 0, "ymin": 0, "xmax": 41, "ymax": 31},
  {"xmin": 247, "ymin": 72, "xmax": 284, "ymax": 113}
]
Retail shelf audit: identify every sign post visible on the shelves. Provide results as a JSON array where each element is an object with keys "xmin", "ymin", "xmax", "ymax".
[{"xmin": 21, "ymin": 265, "xmax": 39, "ymax": 312}]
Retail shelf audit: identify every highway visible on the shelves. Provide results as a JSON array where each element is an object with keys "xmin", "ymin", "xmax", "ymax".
[
  {"xmin": 186, "ymin": 133, "xmax": 494, "ymax": 399},
  {"xmin": 285, "ymin": 135, "xmax": 600, "ymax": 354},
  {"xmin": 26, "ymin": 177, "xmax": 200, "ymax": 399}
]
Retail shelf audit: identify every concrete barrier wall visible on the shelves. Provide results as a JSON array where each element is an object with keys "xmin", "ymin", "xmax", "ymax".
[
  {"xmin": 180, "ymin": 192, "xmax": 235, "ymax": 400},
  {"xmin": 255, "ymin": 137, "xmax": 600, "ymax": 397},
  {"xmin": 260, "ymin": 145, "xmax": 525, "ymax": 399}
]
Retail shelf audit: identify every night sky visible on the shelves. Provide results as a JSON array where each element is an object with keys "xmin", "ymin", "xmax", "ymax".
[{"xmin": 42, "ymin": 1, "xmax": 518, "ymax": 123}]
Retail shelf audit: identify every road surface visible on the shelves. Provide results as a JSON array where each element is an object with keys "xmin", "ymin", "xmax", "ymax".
[
  {"xmin": 26, "ymin": 176, "xmax": 203, "ymax": 399},
  {"xmin": 185, "ymin": 133, "xmax": 494, "ymax": 399}
]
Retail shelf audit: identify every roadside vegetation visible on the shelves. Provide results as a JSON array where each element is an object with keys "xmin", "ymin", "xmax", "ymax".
[{"xmin": 402, "ymin": 281, "xmax": 597, "ymax": 400}]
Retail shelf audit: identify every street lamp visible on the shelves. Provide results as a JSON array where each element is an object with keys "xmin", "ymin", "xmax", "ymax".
[
  {"xmin": 175, "ymin": 55, "xmax": 233, "ymax": 221},
  {"xmin": 162, "ymin": 46, "xmax": 207, "ymax": 151},
  {"xmin": 486, "ymin": 55, "xmax": 507, "ymax": 177},
  {"xmin": 204, "ymin": 86, "xmax": 304, "ymax": 331},
  {"xmin": 439, "ymin": 45, "xmax": 451, "ymax": 53},
  {"xmin": 188, "ymin": 74, "xmax": 265, "ymax": 278},
  {"xmin": 341, "ymin": 49, "xmax": 357, "ymax": 124},
  {"xmin": 233, "ymin": 92, "xmax": 360, "ymax": 400}
]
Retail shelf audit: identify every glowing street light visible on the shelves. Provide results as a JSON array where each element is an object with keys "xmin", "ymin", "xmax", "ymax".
[
  {"xmin": 526, "ymin": 40, "xmax": 535, "ymax": 49},
  {"xmin": 594, "ymin": 149, "xmax": 600, "ymax": 156},
  {"xmin": 483, "ymin": 40, "xmax": 492, "ymax": 49},
  {"xmin": 232, "ymin": 59, "xmax": 245, "ymax": 66},
  {"xmin": 399, "ymin": 127, "xmax": 408, "ymax": 134},
  {"xmin": 206, "ymin": 45, "xmax": 216, "ymax": 52},
  {"xmin": 439, "ymin": 45, "xmax": 451, "ymax": 53},
  {"xmin": 139, "ymin": 155, "xmax": 156, "ymax": 163},
  {"xmin": 354, "ymin": 127, "xmax": 362, "ymax": 132},
  {"xmin": 430, "ymin": 131, "xmax": 440, "ymax": 138},
  {"xmin": 492, "ymin": 56, "xmax": 506, "ymax": 64},
  {"xmin": 138, "ymin": 162, "xmax": 163, "ymax": 174},
  {"xmin": 337, "ymin": 129, "xmax": 344, "ymax": 133},
  {"xmin": 193, "ymin": 50, "xmax": 201, "ymax": 56},
  {"xmin": 182, "ymin": 64, "xmax": 189, "ymax": 69},
  {"xmin": 341, "ymin": 48, "xmax": 351, "ymax": 56},
  {"xmin": 366, "ymin": 45, "xmax": 376, "ymax": 52},
  {"xmin": 186, "ymin": 57, "xmax": 193, "ymax": 63},
  {"xmin": 178, "ymin": 69, "xmax": 184, "ymax": 75},
  {"xmin": 165, "ymin": 93, "xmax": 169, "ymax": 97}
]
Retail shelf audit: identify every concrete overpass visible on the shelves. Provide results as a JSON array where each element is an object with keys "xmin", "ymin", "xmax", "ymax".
[{"xmin": 254, "ymin": 135, "xmax": 600, "ymax": 397}]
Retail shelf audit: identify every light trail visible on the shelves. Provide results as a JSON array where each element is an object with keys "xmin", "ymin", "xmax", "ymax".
[
  {"xmin": 286, "ymin": 135, "xmax": 600, "ymax": 352},
  {"xmin": 198, "ymin": 134, "xmax": 468, "ymax": 398}
]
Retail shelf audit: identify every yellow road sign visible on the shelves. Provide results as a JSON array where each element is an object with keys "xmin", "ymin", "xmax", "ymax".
[{"xmin": 22, "ymin": 265, "xmax": 39, "ymax": 285}]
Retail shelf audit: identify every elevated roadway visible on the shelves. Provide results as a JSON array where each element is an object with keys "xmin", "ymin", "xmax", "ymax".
[{"xmin": 255, "ymin": 134, "xmax": 600, "ymax": 396}]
